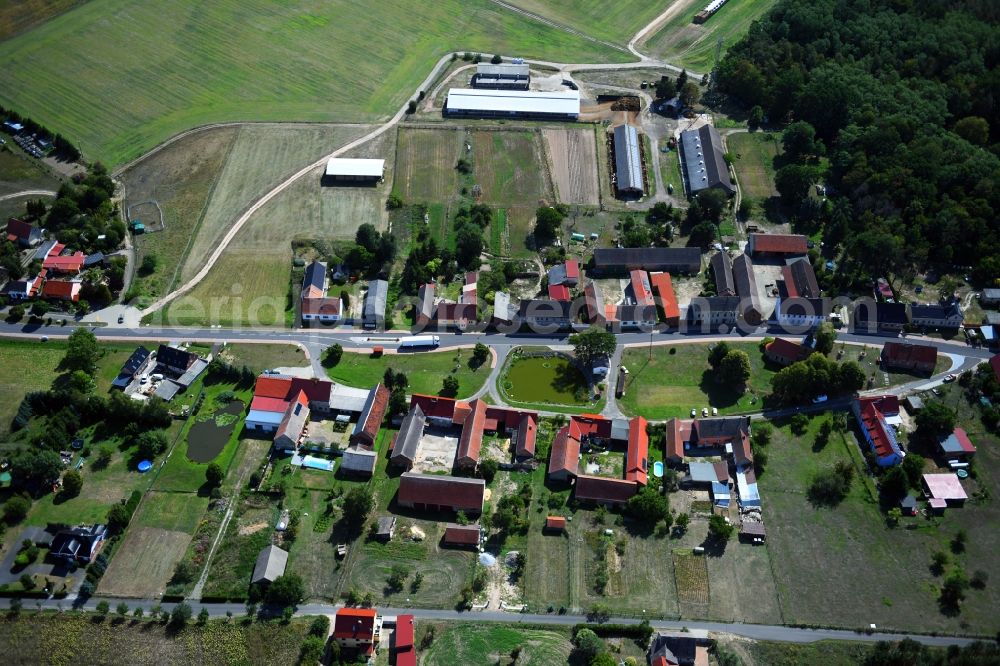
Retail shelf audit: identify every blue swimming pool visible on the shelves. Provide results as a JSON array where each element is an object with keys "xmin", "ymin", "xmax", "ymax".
[
  {"xmin": 301, "ymin": 455, "xmax": 334, "ymax": 472},
  {"xmin": 653, "ymin": 461, "xmax": 664, "ymax": 478}
]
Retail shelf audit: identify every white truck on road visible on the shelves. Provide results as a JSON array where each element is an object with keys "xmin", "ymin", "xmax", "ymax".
[{"xmin": 398, "ymin": 335, "xmax": 440, "ymax": 349}]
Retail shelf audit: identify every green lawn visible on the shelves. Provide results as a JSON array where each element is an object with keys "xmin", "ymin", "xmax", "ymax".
[
  {"xmin": 746, "ymin": 640, "xmax": 876, "ymax": 666},
  {"xmin": 325, "ymin": 348, "xmax": 490, "ymax": 399},
  {"xmin": 421, "ymin": 622, "xmax": 572, "ymax": 666},
  {"xmin": 759, "ymin": 403, "xmax": 1000, "ymax": 634},
  {"xmin": 0, "ymin": 0, "xmax": 627, "ymax": 166},
  {"xmin": 0, "ymin": 613, "xmax": 313, "ymax": 666},
  {"xmin": 618, "ymin": 342, "xmax": 775, "ymax": 419},
  {"xmin": 728, "ymin": 131, "xmax": 781, "ymax": 201}
]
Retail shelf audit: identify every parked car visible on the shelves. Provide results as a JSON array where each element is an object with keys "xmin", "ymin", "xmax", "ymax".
[
  {"xmin": 702, "ymin": 407, "xmax": 709, "ymax": 417},
  {"xmin": 690, "ymin": 409, "xmax": 696, "ymax": 417},
  {"xmin": 943, "ymin": 374, "xmax": 956, "ymax": 383}
]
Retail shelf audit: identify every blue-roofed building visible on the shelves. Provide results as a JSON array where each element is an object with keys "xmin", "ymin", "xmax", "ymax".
[
  {"xmin": 736, "ymin": 467, "xmax": 761, "ymax": 508},
  {"xmin": 680, "ymin": 125, "xmax": 735, "ymax": 197},
  {"xmin": 613, "ymin": 124, "xmax": 644, "ymax": 196}
]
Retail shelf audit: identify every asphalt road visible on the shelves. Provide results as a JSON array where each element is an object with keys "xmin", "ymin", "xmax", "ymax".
[
  {"xmin": 0, "ymin": 597, "xmax": 982, "ymax": 647},
  {"xmin": 0, "ymin": 319, "xmax": 991, "ymax": 362}
]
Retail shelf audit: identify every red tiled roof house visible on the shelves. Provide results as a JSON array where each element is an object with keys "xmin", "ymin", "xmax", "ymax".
[{"xmin": 333, "ymin": 607, "xmax": 381, "ymax": 655}]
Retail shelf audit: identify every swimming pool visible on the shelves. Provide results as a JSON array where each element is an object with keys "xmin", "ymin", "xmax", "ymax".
[
  {"xmin": 299, "ymin": 455, "xmax": 335, "ymax": 472},
  {"xmin": 653, "ymin": 461, "xmax": 664, "ymax": 478}
]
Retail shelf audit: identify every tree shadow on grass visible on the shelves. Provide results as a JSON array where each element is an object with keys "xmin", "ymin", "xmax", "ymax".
[{"xmin": 698, "ymin": 370, "xmax": 741, "ymax": 410}]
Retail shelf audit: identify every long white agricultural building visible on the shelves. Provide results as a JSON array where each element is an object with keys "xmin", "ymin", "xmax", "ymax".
[
  {"xmin": 445, "ymin": 88, "xmax": 579, "ymax": 120},
  {"xmin": 324, "ymin": 158, "xmax": 385, "ymax": 182}
]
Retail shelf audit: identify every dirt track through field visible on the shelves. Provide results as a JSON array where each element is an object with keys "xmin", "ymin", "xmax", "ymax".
[{"xmin": 542, "ymin": 129, "xmax": 600, "ymax": 205}]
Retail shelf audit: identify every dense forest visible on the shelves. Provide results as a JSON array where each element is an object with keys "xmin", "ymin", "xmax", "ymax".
[{"xmin": 716, "ymin": 0, "xmax": 1000, "ymax": 287}]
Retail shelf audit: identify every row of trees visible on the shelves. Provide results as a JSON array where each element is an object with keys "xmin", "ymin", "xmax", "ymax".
[{"xmin": 769, "ymin": 353, "xmax": 865, "ymax": 405}]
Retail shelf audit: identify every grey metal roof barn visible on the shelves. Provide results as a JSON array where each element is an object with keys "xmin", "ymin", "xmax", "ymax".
[
  {"xmin": 613, "ymin": 124, "xmax": 644, "ymax": 195},
  {"xmin": 445, "ymin": 88, "xmax": 580, "ymax": 119},
  {"xmin": 363, "ymin": 279, "xmax": 388, "ymax": 330},
  {"xmin": 732, "ymin": 253, "xmax": 763, "ymax": 326},
  {"xmin": 680, "ymin": 125, "xmax": 735, "ymax": 196},
  {"xmin": 251, "ymin": 545, "xmax": 288, "ymax": 585},
  {"xmin": 710, "ymin": 252, "xmax": 735, "ymax": 296},
  {"xmin": 473, "ymin": 63, "xmax": 530, "ymax": 90},
  {"xmin": 592, "ymin": 247, "xmax": 701, "ymax": 274},
  {"xmin": 391, "ymin": 405, "xmax": 426, "ymax": 467}
]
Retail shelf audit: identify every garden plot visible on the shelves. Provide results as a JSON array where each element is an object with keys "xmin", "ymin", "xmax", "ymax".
[
  {"xmin": 99, "ymin": 492, "xmax": 208, "ymax": 598},
  {"xmin": 542, "ymin": 128, "xmax": 600, "ymax": 205},
  {"xmin": 394, "ymin": 127, "xmax": 465, "ymax": 201},
  {"xmin": 728, "ymin": 131, "xmax": 782, "ymax": 200},
  {"xmin": 672, "ymin": 549, "xmax": 710, "ymax": 617},
  {"xmin": 472, "ymin": 130, "xmax": 553, "ymax": 208}
]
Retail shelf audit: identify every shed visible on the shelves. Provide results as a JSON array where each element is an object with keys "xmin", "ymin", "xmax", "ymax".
[
  {"xmin": 443, "ymin": 523, "xmax": 481, "ymax": 548},
  {"xmin": 900, "ymin": 495, "xmax": 918, "ymax": 516},
  {"xmin": 545, "ymin": 516, "xmax": 566, "ymax": 532},
  {"xmin": 251, "ymin": 545, "xmax": 288, "ymax": 585},
  {"xmin": 375, "ymin": 516, "xmax": 396, "ymax": 541},
  {"xmin": 324, "ymin": 158, "xmax": 385, "ymax": 182},
  {"xmin": 613, "ymin": 124, "xmax": 644, "ymax": 196}
]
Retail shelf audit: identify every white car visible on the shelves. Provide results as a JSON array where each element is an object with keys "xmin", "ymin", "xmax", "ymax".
[
  {"xmin": 702, "ymin": 407, "xmax": 709, "ymax": 417},
  {"xmin": 690, "ymin": 409, "xmax": 697, "ymax": 417},
  {"xmin": 712, "ymin": 407, "xmax": 718, "ymax": 416}
]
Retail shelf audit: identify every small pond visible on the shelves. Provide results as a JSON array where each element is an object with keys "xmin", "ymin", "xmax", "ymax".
[
  {"xmin": 502, "ymin": 356, "xmax": 590, "ymax": 406},
  {"xmin": 187, "ymin": 400, "xmax": 244, "ymax": 463}
]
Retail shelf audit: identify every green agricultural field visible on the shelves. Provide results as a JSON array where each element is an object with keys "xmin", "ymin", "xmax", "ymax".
[
  {"xmin": 0, "ymin": 144, "xmax": 62, "ymax": 196},
  {"xmin": 746, "ymin": 640, "xmax": 874, "ymax": 666},
  {"xmin": 760, "ymin": 406, "xmax": 1000, "ymax": 634},
  {"xmin": 421, "ymin": 623, "xmax": 572, "ymax": 666},
  {"xmin": 728, "ymin": 131, "xmax": 781, "ymax": 200},
  {"xmin": 618, "ymin": 342, "xmax": 775, "ymax": 419},
  {"xmin": 0, "ymin": 0, "xmax": 627, "ymax": 166},
  {"xmin": 0, "ymin": 0, "xmax": 86, "ymax": 41},
  {"xmin": 642, "ymin": 0, "xmax": 779, "ymax": 72},
  {"xmin": 0, "ymin": 613, "xmax": 312, "ymax": 666},
  {"xmin": 503, "ymin": 0, "xmax": 666, "ymax": 45},
  {"xmin": 122, "ymin": 126, "xmax": 239, "ymax": 303},
  {"xmin": 325, "ymin": 348, "xmax": 490, "ymax": 398},
  {"xmin": 159, "ymin": 252, "xmax": 291, "ymax": 327}
]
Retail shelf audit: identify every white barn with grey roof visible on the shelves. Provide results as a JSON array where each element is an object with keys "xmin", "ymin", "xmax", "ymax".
[
  {"xmin": 445, "ymin": 88, "xmax": 579, "ymax": 120},
  {"xmin": 680, "ymin": 125, "xmax": 735, "ymax": 196}
]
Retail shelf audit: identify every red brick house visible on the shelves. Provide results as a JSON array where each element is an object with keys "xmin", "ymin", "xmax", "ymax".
[
  {"xmin": 392, "ymin": 614, "xmax": 417, "ymax": 666},
  {"xmin": 547, "ymin": 425, "xmax": 581, "ymax": 481},
  {"xmin": 574, "ymin": 475, "xmax": 638, "ymax": 506},
  {"xmin": 747, "ymin": 233, "xmax": 808, "ymax": 257},
  {"xmin": 881, "ymin": 342, "xmax": 937, "ymax": 374},
  {"xmin": 333, "ymin": 607, "xmax": 381, "ymax": 656}
]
